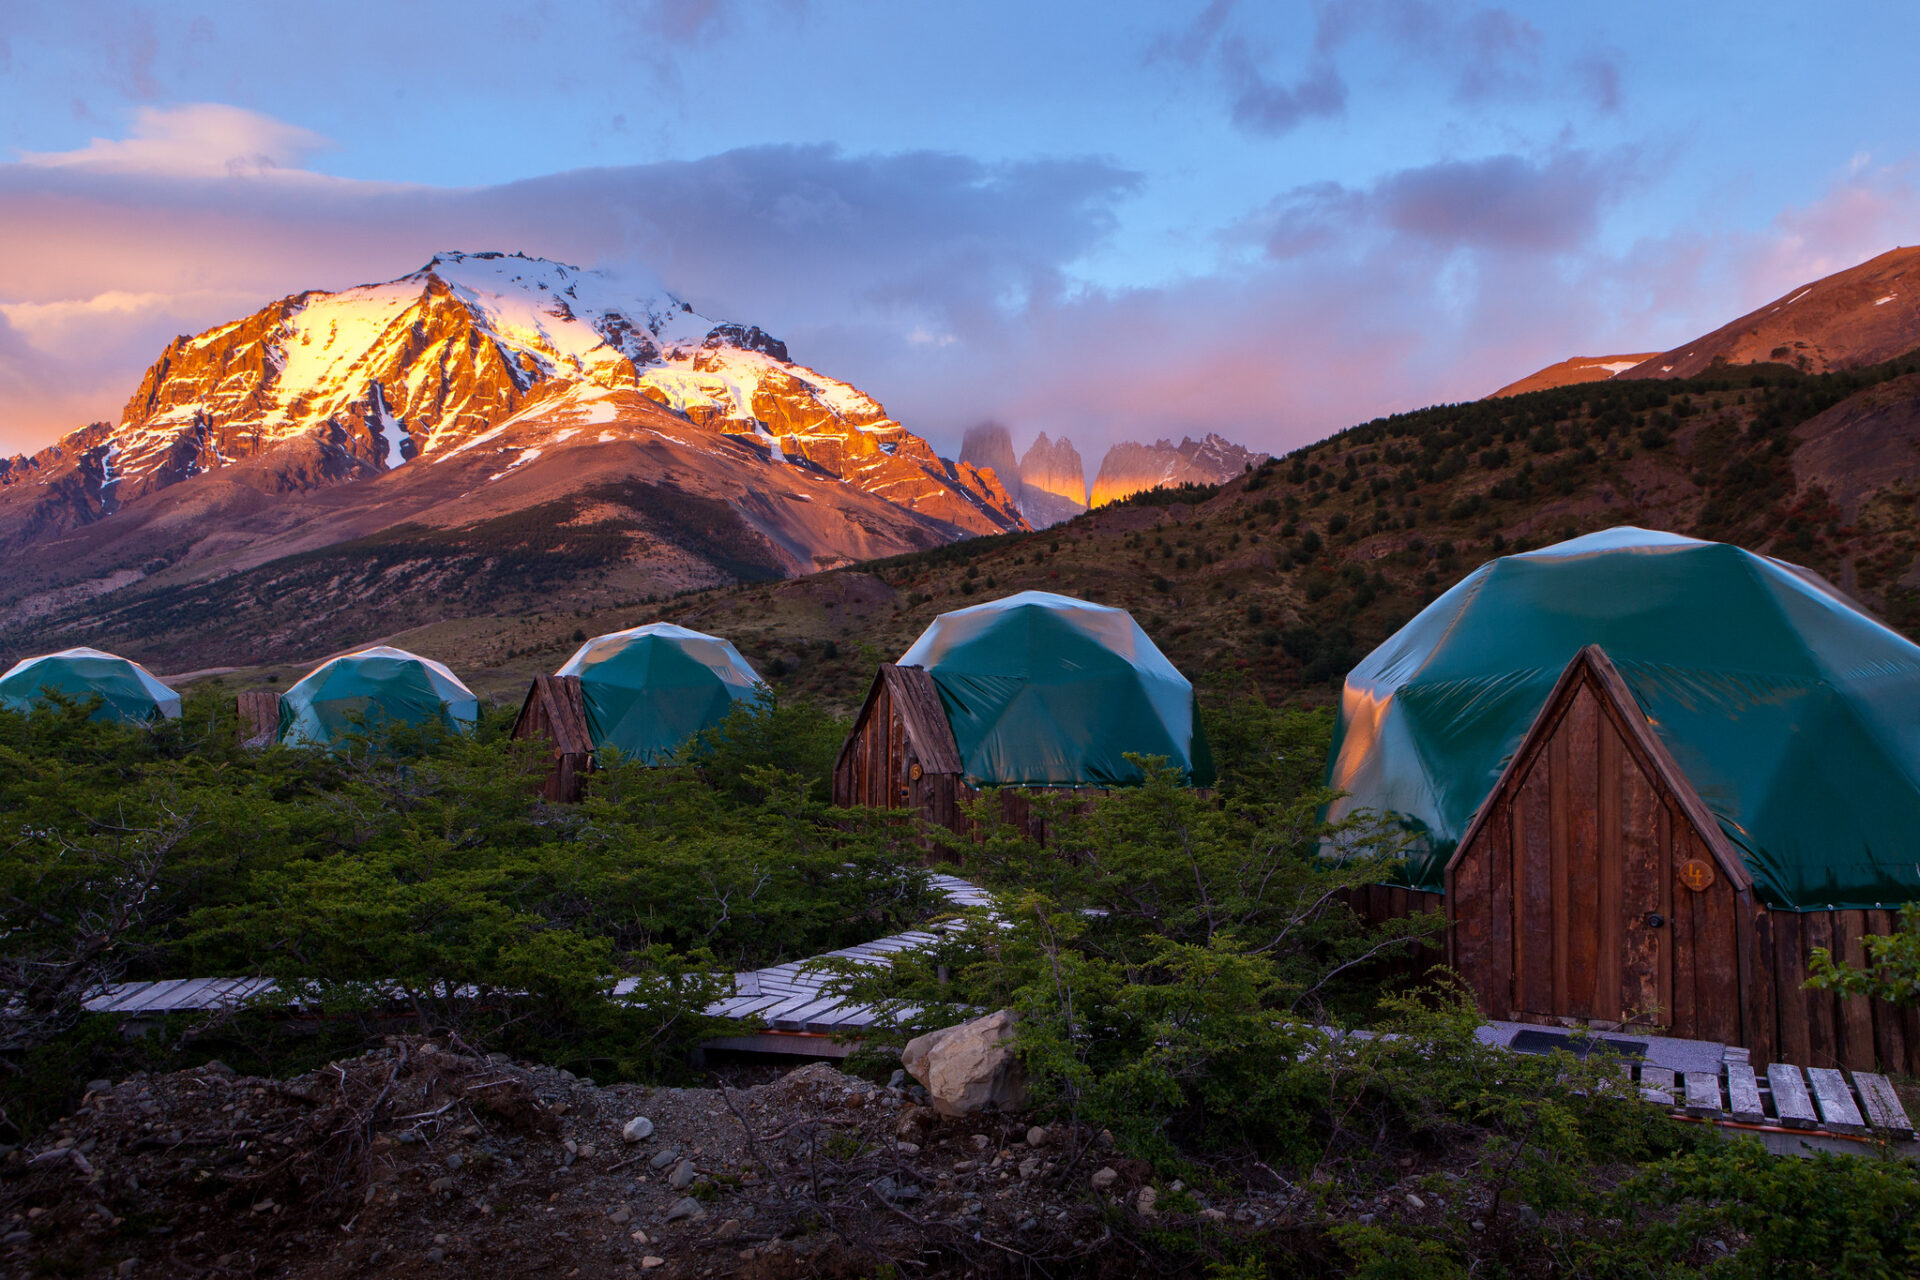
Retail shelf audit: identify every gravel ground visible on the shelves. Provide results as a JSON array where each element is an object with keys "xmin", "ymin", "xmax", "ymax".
[
  {"xmin": 2, "ymin": 1035, "xmax": 1706, "ymax": 1278},
  {"xmin": 0, "ymin": 1038, "xmax": 1163, "ymax": 1278}
]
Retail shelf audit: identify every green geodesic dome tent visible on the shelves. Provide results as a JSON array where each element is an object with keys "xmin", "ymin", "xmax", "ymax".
[
  {"xmin": 897, "ymin": 590, "xmax": 1213, "ymax": 788},
  {"xmin": 278, "ymin": 645, "xmax": 478, "ymax": 747},
  {"xmin": 555, "ymin": 622, "xmax": 764, "ymax": 764},
  {"xmin": 0, "ymin": 647, "xmax": 181, "ymax": 723},
  {"xmin": 1326, "ymin": 527, "xmax": 1920, "ymax": 910}
]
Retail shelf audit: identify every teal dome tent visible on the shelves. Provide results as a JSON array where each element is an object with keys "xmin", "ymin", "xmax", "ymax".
[
  {"xmin": 897, "ymin": 590, "xmax": 1213, "ymax": 788},
  {"xmin": 279, "ymin": 645, "xmax": 478, "ymax": 747},
  {"xmin": 0, "ymin": 647, "xmax": 181, "ymax": 723},
  {"xmin": 556, "ymin": 622, "xmax": 763, "ymax": 764},
  {"xmin": 1327, "ymin": 527, "xmax": 1920, "ymax": 910}
]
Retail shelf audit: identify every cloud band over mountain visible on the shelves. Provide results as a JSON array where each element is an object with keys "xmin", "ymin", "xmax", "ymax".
[{"xmin": 3, "ymin": 103, "xmax": 1918, "ymax": 460}]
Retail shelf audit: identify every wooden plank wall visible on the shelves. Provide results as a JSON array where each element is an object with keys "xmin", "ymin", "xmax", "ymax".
[
  {"xmin": 1408, "ymin": 862, "xmax": 1916, "ymax": 1072},
  {"xmin": 510, "ymin": 675, "xmax": 592, "ymax": 803},
  {"xmin": 1347, "ymin": 884, "xmax": 1448, "ymax": 981},
  {"xmin": 1428, "ymin": 653, "xmax": 1918, "ymax": 1074},
  {"xmin": 1769, "ymin": 906, "xmax": 1917, "ymax": 1073},
  {"xmin": 236, "ymin": 690, "xmax": 279, "ymax": 747},
  {"xmin": 834, "ymin": 671, "xmax": 910, "ymax": 811},
  {"xmin": 832, "ymin": 665, "xmax": 1111, "ymax": 850}
]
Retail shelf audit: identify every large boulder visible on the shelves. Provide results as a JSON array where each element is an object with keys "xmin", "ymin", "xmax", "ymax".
[{"xmin": 900, "ymin": 1010, "xmax": 1028, "ymax": 1117}]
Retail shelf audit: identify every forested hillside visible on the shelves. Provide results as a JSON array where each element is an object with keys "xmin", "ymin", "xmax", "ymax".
[{"xmin": 662, "ymin": 355, "xmax": 1920, "ymax": 714}]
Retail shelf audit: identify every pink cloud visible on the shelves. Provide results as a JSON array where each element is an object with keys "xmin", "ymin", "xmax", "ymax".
[{"xmin": 3, "ymin": 104, "xmax": 1917, "ymax": 477}]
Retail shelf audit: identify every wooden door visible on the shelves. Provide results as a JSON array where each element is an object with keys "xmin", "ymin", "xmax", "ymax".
[{"xmin": 1510, "ymin": 684, "xmax": 1672, "ymax": 1027}]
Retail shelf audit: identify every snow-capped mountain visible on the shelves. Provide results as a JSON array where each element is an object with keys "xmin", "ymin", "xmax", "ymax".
[
  {"xmin": 0, "ymin": 252, "xmax": 1025, "ymax": 636},
  {"xmin": 2, "ymin": 252, "xmax": 1018, "ymax": 530}
]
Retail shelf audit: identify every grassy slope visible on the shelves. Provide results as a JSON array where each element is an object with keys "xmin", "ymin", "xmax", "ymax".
[{"xmin": 649, "ymin": 357, "xmax": 1920, "ymax": 713}]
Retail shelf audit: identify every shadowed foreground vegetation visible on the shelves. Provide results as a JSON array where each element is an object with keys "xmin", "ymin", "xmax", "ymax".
[{"xmin": 5, "ymin": 688, "xmax": 1920, "ymax": 1275}]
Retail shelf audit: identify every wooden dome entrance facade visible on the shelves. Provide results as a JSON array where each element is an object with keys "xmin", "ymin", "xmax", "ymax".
[
  {"xmin": 510, "ymin": 674, "xmax": 592, "ymax": 803},
  {"xmin": 1421, "ymin": 645, "xmax": 1919, "ymax": 1073},
  {"xmin": 831, "ymin": 663, "xmax": 1096, "ymax": 844}
]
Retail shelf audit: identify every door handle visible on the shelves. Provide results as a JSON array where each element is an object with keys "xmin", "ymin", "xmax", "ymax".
[{"xmin": 1645, "ymin": 913, "xmax": 1666, "ymax": 929}]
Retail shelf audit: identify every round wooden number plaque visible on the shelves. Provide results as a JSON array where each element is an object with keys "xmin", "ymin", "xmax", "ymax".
[
  {"xmin": 1678, "ymin": 858, "xmax": 1715, "ymax": 892},
  {"xmin": 909, "ymin": 761, "xmax": 924, "ymax": 781}
]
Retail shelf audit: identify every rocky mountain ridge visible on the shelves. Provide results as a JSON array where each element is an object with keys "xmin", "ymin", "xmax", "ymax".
[
  {"xmin": 1487, "ymin": 354, "xmax": 1660, "ymax": 399},
  {"xmin": 957, "ymin": 423, "xmax": 1085, "ymax": 528},
  {"xmin": 1620, "ymin": 245, "xmax": 1920, "ymax": 381},
  {"xmin": 960, "ymin": 426, "xmax": 1267, "ymax": 526},
  {"xmin": 1491, "ymin": 246, "xmax": 1920, "ymax": 399},
  {"xmin": 1089, "ymin": 433, "xmax": 1269, "ymax": 507}
]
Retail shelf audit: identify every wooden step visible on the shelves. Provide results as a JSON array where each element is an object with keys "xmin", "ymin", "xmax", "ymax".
[
  {"xmin": 1851, "ymin": 1072, "xmax": 1916, "ymax": 1137},
  {"xmin": 1765, "ymin": 1063, "xmax": 1818, "ymax": 1129},
  {"xmin": 1806, "ymin": 1067, "xmax": 1867, "ymax": 1135},
  {"xmin": 1723, "ymin": 1061, "xmax": 1765, "ymax": 1124}
]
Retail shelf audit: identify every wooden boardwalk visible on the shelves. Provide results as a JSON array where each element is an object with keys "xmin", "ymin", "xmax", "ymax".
[
  {"xmin": 73, "ymin": 872, "xmax": 1917, "ymax": 1155},
  {"xmin": 82, "ymin": 873, "xmax": 997, "ymax": 1036},
  {"xmin": 1619, "ymin": 1051, "xmax": 1915, "ymax": 1152},
  {"xmin": 685, "ymin": 873, "xmax": 992, "ymax": 1053}
]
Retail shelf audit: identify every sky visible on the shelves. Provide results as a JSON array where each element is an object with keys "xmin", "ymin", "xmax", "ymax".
[{"xmin": 2, "ymin": 1, "xmax": 1918, "ymax": 463}]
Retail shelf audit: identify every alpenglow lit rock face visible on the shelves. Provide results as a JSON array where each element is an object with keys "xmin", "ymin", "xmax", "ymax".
[
  {"xmin": 1089, "ymin": 433, "xmax": 1269, "ymax": 507},
  {"xmin": 0, "ymin": 253, "xmax": 1031, "ymax": 657},
  {"xmin": 0, "ymin": 251, "xmax": 1025, "ymax": 557},
  {"xmin": 556, "ymin": 622, "xmax": 764, "ymax": 764},
  {"xmin": 958, "ymin": 423, "xmax": 1086, "ymax": 529},
  {"xmin": 1019, "ymin": 432, "xmax": 1087, "ymax": 508}
]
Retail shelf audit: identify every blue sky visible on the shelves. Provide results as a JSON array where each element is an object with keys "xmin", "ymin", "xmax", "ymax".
[{"xmin": 2, "ymin": 1, "xmax": 1917, "ymax": 460}]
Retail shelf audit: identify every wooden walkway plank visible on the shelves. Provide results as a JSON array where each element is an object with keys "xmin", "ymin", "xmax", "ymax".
[
  {"xmin": 117, "ymin": 978, "xmax": 198, "ymax": 1013},
  {"xmin": 1851, "ymin": 1072, "xmax": 1915, "ymax": 1136},
  {"xmin": 1724, "ymin": 1061, "xmax": 1765, "ymax": 1124},
  {"xmin": 1682, "ymin": 1072, "xmax": 1724, "ymax": 1117},
  {"xmin": 806, "ymin": 1003, "xmax": 877, "ymax": 1032},
  {"xmin": 155, "ymin": 977, "xmax": 225, "ymax": 1010},
  {"xmin": 806, "ymin": 1002, "xmax": 875, "ymax": 1029},
  {"xmin": 755, "ymin": 994, "xmax": 831, "ymax": 1026},
  {"xmin": 1806, "ymin": 1067, "xmax": 1867, "ymax": 1134},
  {"xmin": 725, "ymin": 995, "xmax": 794, "ymax": 1020},
  {"xmin": 770, "ymin": 997, "xmax": 848, "ymax": 1031},
  {"xmin": 1766, "ymin": 1063, "xmax": 1819, "ymax": 1129},
  {"xmin": 209, "ymin": 977, "xmax": 273, "ymax": 1007},
  {"xmin": 83, "ymin": 983, "xmax": 142, "ymax": 1013}
]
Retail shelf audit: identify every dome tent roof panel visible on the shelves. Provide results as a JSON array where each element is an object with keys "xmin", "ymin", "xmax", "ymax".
[
  {"xmin": 278, "ymin": 645, "xmax": 478, "ymax": 747},
  {"xmin": 897, "ymin": 590, "xmax": 1211, "ymax": 788},
  {"xmin": 556, "ymin": 622, "xmax": 763, "ymax": 764},
  {"xmin": 0, "ymin": 646, "xmax": 181, "ymax": 723},
  {"xmin": 1328, "ymin": 526, "xmax": 1920, "ymax": 910}
]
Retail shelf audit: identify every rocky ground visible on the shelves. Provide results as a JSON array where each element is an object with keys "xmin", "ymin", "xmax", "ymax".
[
  {"xmin": 2, "ymin": 1034, "xmax": 1677, "ymax": 1279},
  {"xmin": 0, "ymin": 1038, "xmax": 1167, "ymax": 1279}
]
